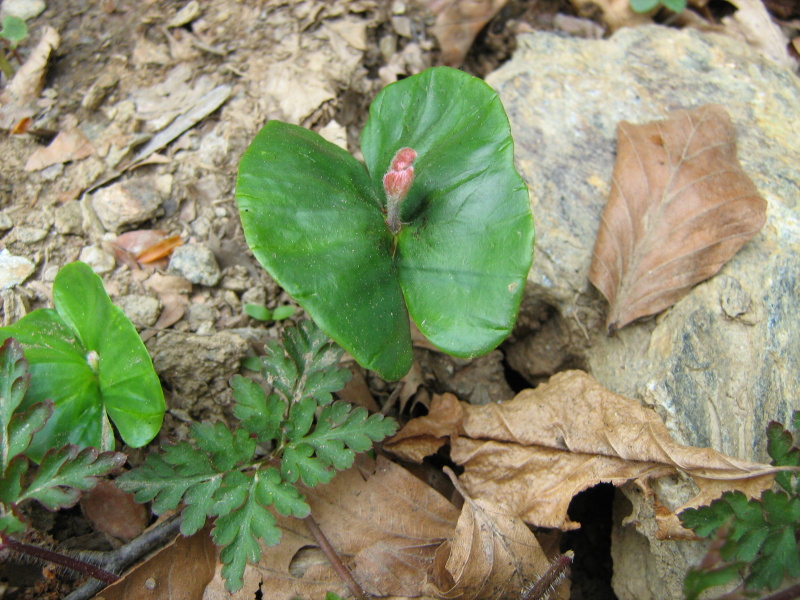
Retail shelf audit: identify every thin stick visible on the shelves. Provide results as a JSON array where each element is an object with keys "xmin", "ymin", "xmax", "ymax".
[
  {"xmin": 520, "ymin": 551, "xmax": 574, "ymax": 600},
  {"xmin": 303, "ymin": 513, "xmax": 369, "ymax": 600},
  {"xmin": 1, "ymin": 535, "xmax": 119, "ymax": 584}
]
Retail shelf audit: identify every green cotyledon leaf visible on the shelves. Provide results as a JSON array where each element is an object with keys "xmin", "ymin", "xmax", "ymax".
[{"xmin": 236, "ymin": 67, "xmax": 534, "ymax": 381}]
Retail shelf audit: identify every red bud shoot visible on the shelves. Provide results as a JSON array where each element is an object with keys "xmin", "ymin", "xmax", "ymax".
[{"xmin": 383, "ymin": 147, "xmax": 417, "ymax": 235}]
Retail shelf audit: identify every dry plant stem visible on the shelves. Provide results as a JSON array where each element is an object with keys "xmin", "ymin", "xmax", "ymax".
[
  {"xmin": 1, "ymin": 534, "xmax": 119, "ymax": 584},
  {"xmin": 520, "ymin": 551, "xmax": 573, "ymax": 600},
  {"xmin": 62, "ymin": 513, "xmax": 184, "ymax": 600},
  {"xmin": 303, "ymin": 513, "xmax": 369, "ymax": 600}
]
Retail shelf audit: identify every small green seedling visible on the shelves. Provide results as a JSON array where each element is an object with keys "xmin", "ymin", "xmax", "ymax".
[
  {"xmin": 629, "ymin": 0, "xmax": 686, "ymax": 13},
  {"xmin": 118, "ymin": 320, "xmax": 397, "ymax": 592},
  {"xmin": 0, "ymin": 262, "xmax": 165, "ymax": 462},
  {"xmin": 0, "ymin": 15, "xmax": 27, "ymax": 79},
  {"xmin": 244, "ymin": 303, "xmax": 295, "ymax": 322},
  {"xmin": 680, "ymin": 412, "xmax": 800, "ymax": 598},
  {"xmin": 236, "ymin": 66, "xmax": 534, "ymax": 381}
]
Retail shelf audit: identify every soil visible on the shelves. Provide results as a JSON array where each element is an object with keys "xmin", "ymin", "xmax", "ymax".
[{"xmin": 0, "ymin": 0, "xmax": 796, "ymax": 599}]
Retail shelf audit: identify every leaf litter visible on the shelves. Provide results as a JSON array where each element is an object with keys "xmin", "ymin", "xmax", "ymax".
[
  {"xmin": 386, "ymin": 370, "xmax": 784, "ymax": 539},
  {"xmin": 201, "ymin": 455, "xmax": 565, "ymax": 600},
  {"xmin": 589, "ymin": 104, "xmax": 767, "ymax": 333}
]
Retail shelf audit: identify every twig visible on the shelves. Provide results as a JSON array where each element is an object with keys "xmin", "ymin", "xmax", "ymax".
[
  {"xmin": 63, "ymin": 513, "xmax": 184, "ymax": 600},
  {"xmin": 520, "ymin": 550, "xmax": 573, "ymax": 600},
  {"xmin": 303, "ymin": 513, "xmax": 369, "ymax": 600},
  {"xmin": 1, "ymin": 535, "xmax": 119, "ymax": 584}
]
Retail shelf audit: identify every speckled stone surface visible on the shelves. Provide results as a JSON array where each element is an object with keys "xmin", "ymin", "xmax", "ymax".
[{"xmin": 486, "ymin": 25, "xmax": 800, "ymax": 600}]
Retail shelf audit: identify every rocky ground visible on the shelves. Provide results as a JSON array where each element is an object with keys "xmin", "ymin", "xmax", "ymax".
[{"xmin": 1, "ymin": 0, "xmax": 799, "ymax": 599}]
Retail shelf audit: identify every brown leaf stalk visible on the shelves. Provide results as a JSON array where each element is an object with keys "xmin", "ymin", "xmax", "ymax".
[{"xmin": 303, "ymin": 513, "xmax": 369, "ymax": 600}]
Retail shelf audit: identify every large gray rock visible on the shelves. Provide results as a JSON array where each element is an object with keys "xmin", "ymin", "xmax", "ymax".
[{"xmin": 486, "ymin": 26, "xmax": 800, "ymax": 600}]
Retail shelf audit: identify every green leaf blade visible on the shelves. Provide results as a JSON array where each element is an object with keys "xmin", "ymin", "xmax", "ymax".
[
  {"xmin": 211, "ymin": 471, "xmax": 283, "ymax": 592},
  {"xmin": 362, "ymin": 67, "xmax": 534, "ymax": 358},
  {"xmin": 236, "ymin": 122, "xmax": 412, "ymax": 381},
  {"xmin": 53, "ymin": 262, "xmax": 165, "ymax": 449}
]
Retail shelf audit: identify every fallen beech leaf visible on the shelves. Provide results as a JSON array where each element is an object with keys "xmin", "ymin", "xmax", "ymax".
[
  {"xmin": 565, "ymin": 0, "xmax": 650, "ymax": 30},
  {"xmin": 387, "ymin": 370, "xmax": 780, "ymax": 534},
  {"xmin": 101, "ymin": 526, "xmax": 215, "ymax": 600},
  {"xmin": 136, "ymin": 234, "xmax": 183, "ymax": 263},
  {"xmin": 80, "ymin": 479, "xmax": 149, "ymax": 542},
  {"xmin": 589, "ymin": 105, "xmax": 767, "ymax": 333},
  {"xmin": 433, "ymin": 468, "xmax": 554, "ymax": 600},
  {"xmin": 24, "ymin": 128, "xmax": 95, "ymax": 171},
  {"xmin": 10, "ymin": 117, "xmax": 31, "ymax": 135},
  {"xmin": 203, "ymin": 456, "xmax": 460, "ymax": 600},
  {"xmin": 4, "ymin": 26, "xmax": 60, "ymax": 104},
  {"xmin": 385, "ymin": 392, "xmax": 464, "ymax": 462},
  {"xmin": 115, "ymin": 230, "xmax": 169, "ymax": 255},
  {"xmin": 428, "ymin": 0, "xmax": 508, "ymax": 67}
]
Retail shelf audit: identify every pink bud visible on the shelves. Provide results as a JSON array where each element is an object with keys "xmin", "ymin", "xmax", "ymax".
[
  {"xmin": 383, "ymin": 147, "xmax": 417, "ymax": 235},
  {"xmin": 383, "ymin": 147, "xmax": 417, "ymax": 201}
]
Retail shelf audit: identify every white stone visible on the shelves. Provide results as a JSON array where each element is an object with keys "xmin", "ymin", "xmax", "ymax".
[{"xmin": 0, "ymin": 249, "xmax": 35, "ymax": 289}]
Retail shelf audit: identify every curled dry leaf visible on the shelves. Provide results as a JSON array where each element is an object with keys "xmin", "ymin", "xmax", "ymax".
[
  {"xmin": 428, "ymin": 0, "xmax": 509, "ymax": 67},
  {"xmin": 589, "ymin": 104, "xmax": 767, "ymax": 333},
  {"xmin": 203, "ymin": 455, "xmax": 557, "ymax": 600},
  {"xmin": 203, "ymin": 456, "xmax": 460, "ymax": 600},
  {"xmin": 433, "ymin": 468, "xmax": 557, "ymax": 600},
  {"xmin": 3, "ymin": 26, "xmax": 60, "ymax": 104},
  {"xmin": 386, "ymin": 370, "xmax": 780, "ymax": 537}
]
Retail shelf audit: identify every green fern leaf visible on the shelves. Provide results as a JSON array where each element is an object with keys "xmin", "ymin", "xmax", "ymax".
[
  {"xmin": 767, "ymin": 420, "xmax": 800, "ymax": 493},
  {"xmin": 304, "ymin": 402, "xmax": 398, "ymax": 470},
  {"xmin": 281, "ymin": 443, "xmax": 335, "ymax": 486},
  {"xmin": 230, "ymin": 375, "xmax": 283, "ymax": 442},
  {"xmin": 210, "ymin": 467, "xmax": 309, "ymax": 592},
  {"xmin": 190, "ymin": 421, "xmax": 256, "ymax": 471},
  {"xmin": 262, "ymin": 321, "xmax": 351, "ymax": 406},
  {"xmin": 19, "ymin": 445, "xmax": 126, "ymax": 509}
]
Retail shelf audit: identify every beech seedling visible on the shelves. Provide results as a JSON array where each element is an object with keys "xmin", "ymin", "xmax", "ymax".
[
  {"xmin": 0, "ymin": 262, "xmax": 165, "ymax": 462},
  {"xmin": 236, "ymin": 66, "xmax": 534, "ymax": 381}
]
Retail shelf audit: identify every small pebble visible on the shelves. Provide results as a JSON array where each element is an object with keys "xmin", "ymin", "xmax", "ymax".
[
  {"xmin": 79, "ymin": 245, "xmax": 116, "ymax": 274},
  {"xmin": 241, "ymin": 286, "xmax": 266, "ymax": 306},
  {"xmin": 168, "ymin": 244, "xmax": 221, "ymax": 286},
  {"xmin": 0, "ymin": 213, "xmax": 12, "ymax": 231},
  {"xmin": 1, "ymin": 0, "xmax": 46, "ymax": 20},
  {"xmin": 391, "ymin": 16, "xmax": 412, "ymax": 38},
  {"xmin": 115, "ymin": 294, "xmax": 162, "ymax": 329},
  {"xmin": 55, "ymin": 201, "xmax": 84, "ymax": 235},
  {"xmin": 13, "ymin": 226, "xmax": 48, "ymax": 244},
  {"xmin": 0, "ymin": 250, "xmax": 35, "ymax": 290}
]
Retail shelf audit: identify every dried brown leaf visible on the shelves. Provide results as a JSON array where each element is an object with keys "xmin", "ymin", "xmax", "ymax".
[
  {"xmin": 387, "ymin": 370, "xmax": 779, "ymax": 533},
  {"xmin": 24, "ymin": 129, "xmax": 95, "ymax": 172},
  {"xmin": 384, "ymin": 392, "xmax": 464, "ymax": 462},
  {"xmin": 3, "ymin": 26, "xmax": 60, "ymax": 104},
  {"xmin": 589, "ymin": 105, "xmax": 767, "ymax": 333},
  {"xmin": 428, "ymin": 0, "xmax": 509, "ymax": 67},
  {"xmin": 80, "ymin": 479, "xmax": 149, "ymax": 542},
  {"xmin": 136, "ymin": 235, "xmax": 183, "ymax": 264},
  {"xmin": 430, "ymin": 469, "xmax": 552, "ymax": 600},
  {"xmin": 101, "ymin": 526, "xmax": 215, "ymax": 600},
  {"xmin": 203, "ymin": 456, "xmax": 460, "ymax": 600}
]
